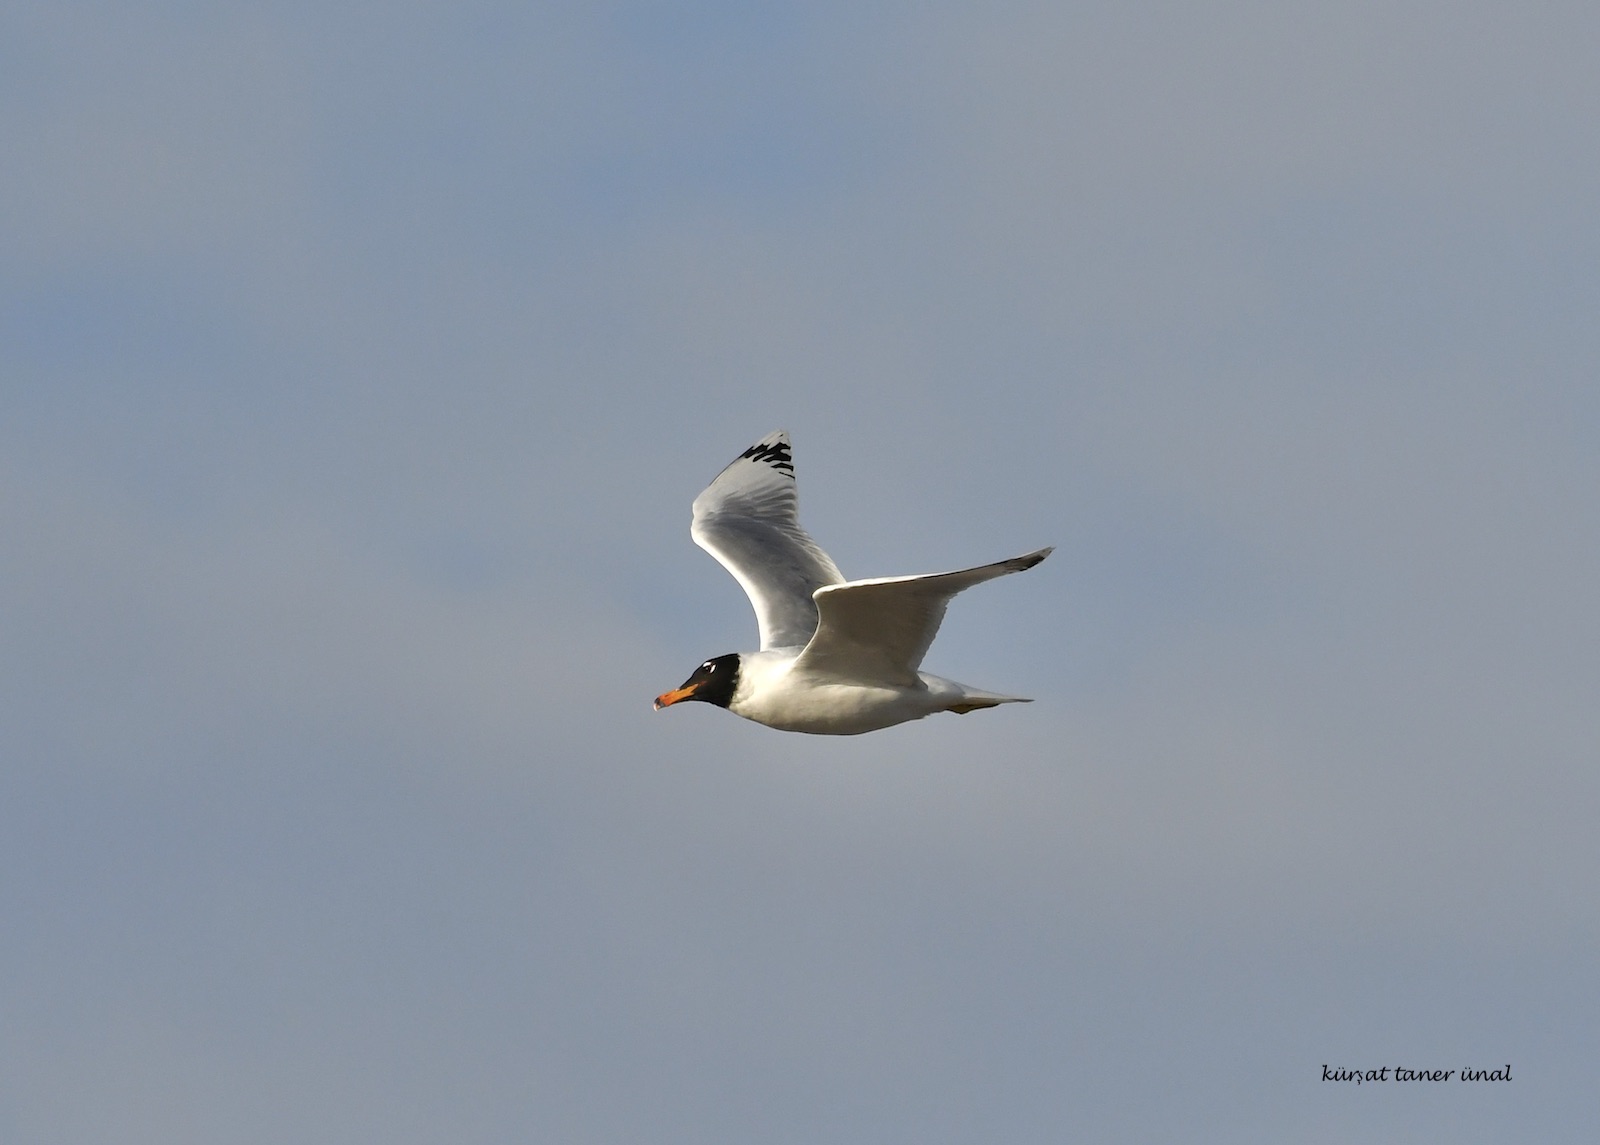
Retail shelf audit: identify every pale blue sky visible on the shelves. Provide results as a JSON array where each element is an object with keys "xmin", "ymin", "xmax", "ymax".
[{"xmin": 4, "ymin": 2, "xmax": 1597, "ymax": 1141}]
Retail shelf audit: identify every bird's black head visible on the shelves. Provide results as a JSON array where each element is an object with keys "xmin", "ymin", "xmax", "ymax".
[{"xmin": 654, "ymin": 653, "xmax": 741, "ymax": 711}]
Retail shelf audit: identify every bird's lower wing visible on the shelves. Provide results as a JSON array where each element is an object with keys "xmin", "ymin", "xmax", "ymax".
[{"xmin": 793, "ymin": 547, "xmax": 1053, "ymax": 685}]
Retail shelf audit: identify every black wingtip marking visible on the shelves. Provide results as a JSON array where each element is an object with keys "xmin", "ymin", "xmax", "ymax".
[
  {"xmin": 1002, "ymin": 546, "xmax": 1054, "ymax": 573},
  {"xmin": 739, "ymin": 437, "xmax": 795, "ymax": 476}
]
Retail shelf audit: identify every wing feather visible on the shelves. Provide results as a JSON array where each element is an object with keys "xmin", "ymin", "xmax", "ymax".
[
  {"xmin": 690, "ymin": 430, "xmax": 845, "ymax": 650},
  {"xmin": 793, "ymin": 548, "xmax": 1053, "ymax": 685}
]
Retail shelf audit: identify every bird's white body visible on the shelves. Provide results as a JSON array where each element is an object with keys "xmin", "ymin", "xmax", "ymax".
[
  {"xmin": 655, "ymin": 430, "xmax": 1050, "ymax": 736},
  {"xmin": 726, "ymin": 650, "xmax": 1026, "ymax": 736}
]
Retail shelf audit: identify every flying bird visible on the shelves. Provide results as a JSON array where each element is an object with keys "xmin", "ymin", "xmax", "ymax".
[{"xmin": 654, "ymin": 430, "xmax": 1051, "ymax": 735}]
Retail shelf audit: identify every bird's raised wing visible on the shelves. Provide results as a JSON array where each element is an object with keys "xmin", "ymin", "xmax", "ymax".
[
  {"xmin": 792, "ymin": 547, "xmax": 1053, "ymax": 686},
  {"xmin": 691, "ymin": 430, "xmax": 845, "ymax": 650}
]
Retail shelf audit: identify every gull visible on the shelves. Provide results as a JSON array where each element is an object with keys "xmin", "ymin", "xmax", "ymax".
[{"xmin": 654, "ymin": 430, "xmax": 1051, "ymax": 735}]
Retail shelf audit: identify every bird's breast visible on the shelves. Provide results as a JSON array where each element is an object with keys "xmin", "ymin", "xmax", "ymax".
[{"xmin": 731, "ymin": 667, "xmax": 945, "ymax": 735}]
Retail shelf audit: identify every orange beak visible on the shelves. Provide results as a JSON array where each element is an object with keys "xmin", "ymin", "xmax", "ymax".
[{"xmin": 654, "ymin": 684, "xmax": 698, "ymax": 710}]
